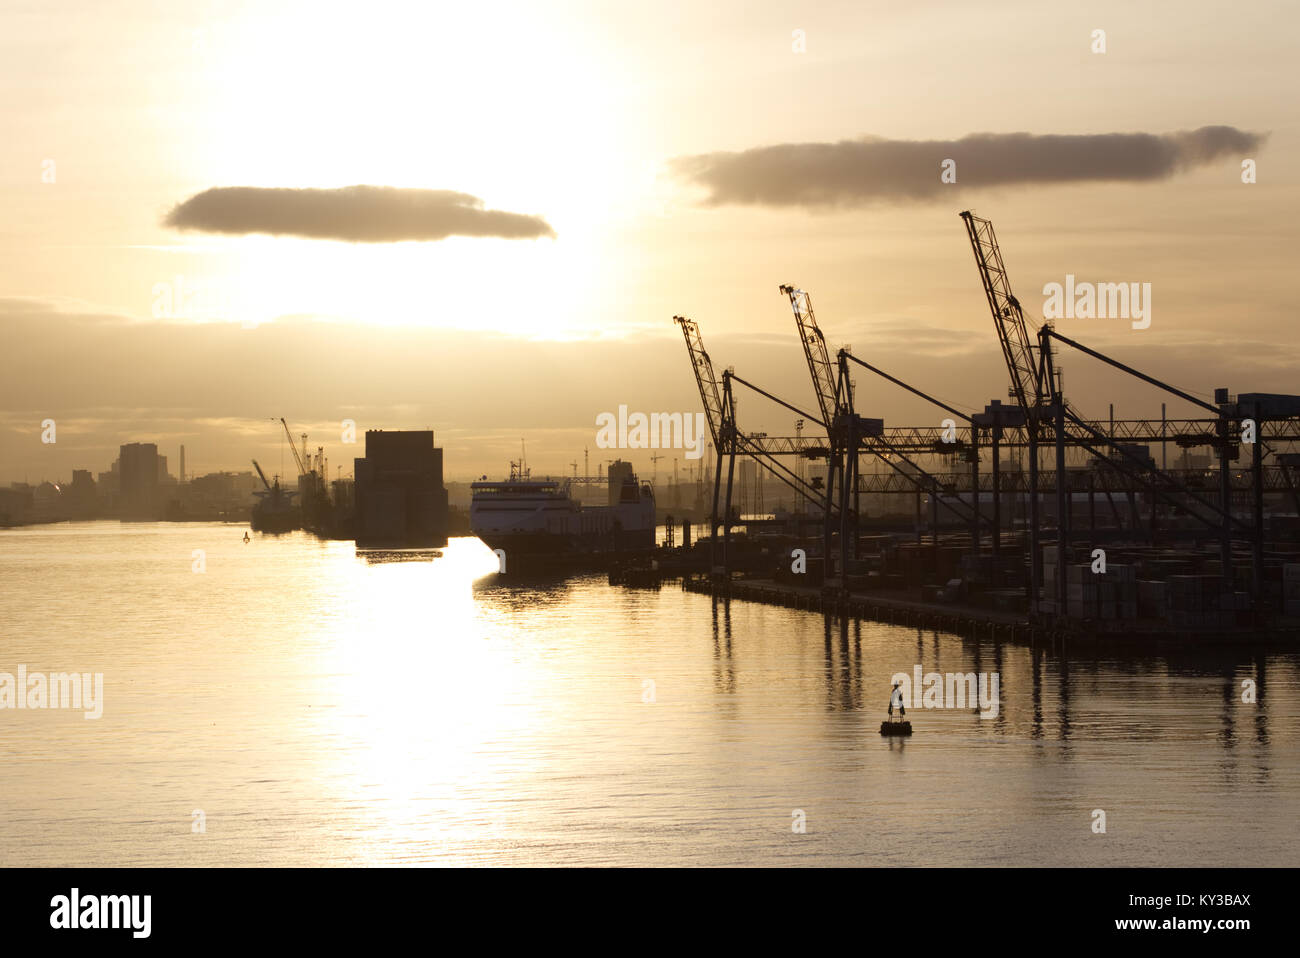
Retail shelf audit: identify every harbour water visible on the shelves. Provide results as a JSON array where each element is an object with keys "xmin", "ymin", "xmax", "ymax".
[{"xmin": 1, "ymin": 521, "xmax": 1297, "ymax": 866}]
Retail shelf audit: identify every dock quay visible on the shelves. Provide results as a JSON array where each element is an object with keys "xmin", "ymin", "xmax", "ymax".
[
  {"xmin": 683, "ymin": 574, "xmax": 1032, "ymax": 639},
  {"xmin": 680, "ymin": 574, "xmax": 1300, "ymax": 648}
]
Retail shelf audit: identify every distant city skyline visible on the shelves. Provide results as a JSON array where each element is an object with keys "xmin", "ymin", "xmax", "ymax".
[{"xmin": 1, "ymin": 425, "xmax": 729, "ymax": 487}]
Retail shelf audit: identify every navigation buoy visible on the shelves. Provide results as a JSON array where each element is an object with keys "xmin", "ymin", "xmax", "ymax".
[
  {"xmin": 243, "ymin": 531, "xmax": 250, "ymax": 543},
  {"xmin": 882, "ymin": 681, "xmax": 910, "ymax": 735}
]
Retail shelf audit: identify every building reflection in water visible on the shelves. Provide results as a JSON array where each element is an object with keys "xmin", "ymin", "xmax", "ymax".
[{"xmin": 711, "ymin": 595, "xmax": 735, "ymax": 696}]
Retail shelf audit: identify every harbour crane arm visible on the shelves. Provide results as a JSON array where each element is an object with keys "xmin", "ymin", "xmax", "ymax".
[
  {"xmin": 959, "ymin": 212, "xmax": 1045, "ymax": 428},
  {"xmin": 280, "ymin": 418, "xmax": 308, "ymax": 476},
  {"xmin": 674, "ymin": 316, "xmax": 725, "ymax": 447},
  {"xmin": 779, "ymin": 286, "xmax": 843, "ymax": 435},
  {"xmin": 251, "ymin": 459, "xmax": 272, "ymax": 491},
  {"xmin": 676, "ymin": 315, "xmax": 826, "ymax": 509}
]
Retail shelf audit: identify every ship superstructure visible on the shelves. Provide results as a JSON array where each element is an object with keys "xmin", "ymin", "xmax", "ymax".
[{"xmin": 471, "ymin": 459, "xmax": 655, "ymax": 558}]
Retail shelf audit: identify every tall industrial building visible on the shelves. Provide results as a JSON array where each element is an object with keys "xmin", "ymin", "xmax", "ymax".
[
  {"xmin": 607, "ymin": 459, "xmax": 634, "ymax": 506},
  {"xmin": 353, "ymin": 430, "xmax": 448, "ymax": 547},
  {"xmin": 67, "ymin": 469, "xmax": 97, "ymax": 518},
  {"xmin": 119, "ymin": 442, "xmax": 162, "ymax": 520}
]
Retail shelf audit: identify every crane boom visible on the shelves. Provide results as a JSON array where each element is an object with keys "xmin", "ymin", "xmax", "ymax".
[
  {"xmin": 251, "ymin": 459, "xmax": 271, "ymax": 491},
  {"xmin": 959, "ymin": 211, "xmax": 1045, "ymax": 427},
  {"xmin": 779, "ymin": 286, "xmax": 842, "ymax": 433},
  {"xmin": 674, "ymin": 315, "xmax": 725, "ymax": 447},
  {"xmin": 280, "ymin": 418, "xmax": 308, "ymax": 476}
]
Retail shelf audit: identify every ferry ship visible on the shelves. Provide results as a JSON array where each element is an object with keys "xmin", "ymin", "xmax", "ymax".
[{"xmin": 471, "ymin": 459, "xmax": 655, "ymax": 562}]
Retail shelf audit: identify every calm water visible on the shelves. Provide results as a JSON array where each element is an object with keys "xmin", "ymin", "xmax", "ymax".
[{"xmin": 0, "ymin": 521, "xmax": 1297, "ymax": 866}]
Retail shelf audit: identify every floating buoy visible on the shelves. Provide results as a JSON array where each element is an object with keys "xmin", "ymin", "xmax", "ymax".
[{"xmin": 880, "ymin": 720, "xmax": 912, "ymax": 736}]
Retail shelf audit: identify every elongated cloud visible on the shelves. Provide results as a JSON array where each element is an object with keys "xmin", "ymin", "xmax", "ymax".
[
  {"xmin": 672, "ymin": 126, "xmax": 1265, "ymax": 207},
  {"xmin": 164, "ymin": 186, "xmax": 555, "ymax": 241}
]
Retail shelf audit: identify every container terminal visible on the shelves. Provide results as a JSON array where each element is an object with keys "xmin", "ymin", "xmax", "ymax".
[{"xmin": 627, "ymin": 212, "xmax": 1300, "ymax": 647}]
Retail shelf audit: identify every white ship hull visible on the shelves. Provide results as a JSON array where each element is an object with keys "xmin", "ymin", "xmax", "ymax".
[{"xmin": 471, "ymin": 469, "xmax": 655, "ymax": 557}]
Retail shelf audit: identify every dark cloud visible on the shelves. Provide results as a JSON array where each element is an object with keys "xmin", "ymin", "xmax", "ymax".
[
  {"xmin": 163, "ymin": 186, "xmax": 556, "ymax": 241},
  {"xmin": 672, "ymin": 126, "xmax": 1266, "ymax": 207}
]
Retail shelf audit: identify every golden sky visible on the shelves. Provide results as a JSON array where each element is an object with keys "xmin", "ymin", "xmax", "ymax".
[{"xmin": 2, "ymin": 0, "xmax": 1297, "ymax": 481}]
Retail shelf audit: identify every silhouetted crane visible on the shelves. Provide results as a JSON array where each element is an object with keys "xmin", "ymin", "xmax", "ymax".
[{"xmin": 280, "ymin": 418, "xmax": 308, "ymax": 477}]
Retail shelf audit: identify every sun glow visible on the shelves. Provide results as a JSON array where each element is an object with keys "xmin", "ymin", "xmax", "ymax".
[
  {"xmin": 180, "ymin": 0, "xmax": 640, "ymax": 338},
  {"xmin": 310, "ymin": 537, "xmax": 540, "ymax": 857}
]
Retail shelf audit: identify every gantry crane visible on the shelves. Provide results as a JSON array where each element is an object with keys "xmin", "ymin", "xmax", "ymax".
[
  {"xmin": 960, "ymin": 211, "xmax": 1056, "ymax": 606},
  {"xmin": 779, "ymin": 286, "xmax": 848, "ymax": 580},
  {"xmin": 675, "ymin": 316, "xmax": 823, "ymax": 496},
  {"xmin": 959, "ymin": 212, "xmax": 1259, "ymax": 613},
  {"xmin": 779, "ymin": 286, "xmax": 846, "ymax": 431},
  {"xmin": 676, "ymin": 314, "xmax": 824, "ymax": 572},
  {"xmin": 676, "ymin": 315, "xmax": 734, "ymax": 566},
  {"xmin": 280, "ymin": 418, "xmax": 308, "ymax": 477},
  {"xmin": 959, "ymin": 212, "xmax": 1049, "ymax": 424},
  {"xmin": 780, "ymin": 285, "xmax": 979, "ymax": 584},
  {"xmin": 674, "ymin": 316, "xmax": 725, "ymax": 448}
]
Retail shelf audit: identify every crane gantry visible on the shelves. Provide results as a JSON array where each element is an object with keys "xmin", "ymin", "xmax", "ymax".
[
  {"xmin": 280, "ymin": 418, "xmax": 308, "ymax": 477},
  {"xmin": 673, "ymin": 212, "xmax": 1300, "ymax": 623},
  {"xmin": 779, "ymin": 286, "xmax": 846, "ymax": 433},
  {"xmin": 959, "ymin": 211, "xmax": 1049, "ymax": 427},
  {"xmin": 674, "ymin": 316, "xmax": 725, "ymax": 449},
  {"xmin": 779, "ymin": 285, "xmax": 854, "ymax": 583},
  {"xmin": 675, "ymin": 313, "xmax": 828, "ymax": 572}
]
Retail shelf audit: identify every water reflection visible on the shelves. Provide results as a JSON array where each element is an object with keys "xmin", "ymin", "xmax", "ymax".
[
  {"xmin": 1, "ymin": 522, "xmax": 1297, "ymax": 867},
  {"xmin": 1031, "ymin": 642, "xmax": 1045, "ymax": 739},
  {"xmin": 358, "ymin": 548, "xmax": 443, "ymax": 564},
  {"xmin": 1058, "ymin": 654, "xmax": 1073, "ymax": 755},
  {"xmin": 820, "ymin": 614, "xmax": 865, "ymax": 712},
  {"xmin": 472, "ymin": 570, "xmax": 581, "ymax": 609},
  {"xmin": 1252, "ymin": 654, "xmax": 1269, "ymax": 748},
  {"xmin": 711, "ymin": 595, "xmax": 734, "ymax": 696}
]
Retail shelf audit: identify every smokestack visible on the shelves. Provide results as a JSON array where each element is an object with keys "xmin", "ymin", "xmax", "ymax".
[{"xmin": 180, "ymin": 445, "xmax": 186, "ymax": 483}]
